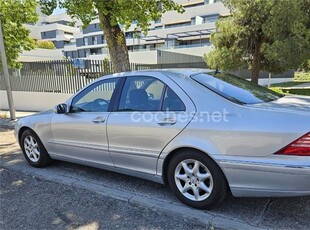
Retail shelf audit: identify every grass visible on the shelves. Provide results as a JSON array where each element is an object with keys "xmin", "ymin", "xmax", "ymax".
[
  {"xmin": 269, "ymin": 71, "xmax": 310, "ymax": 96},
  {"xmin": 270, "ymin": 81, "xmax": 303, "ymax": 88},
  {"xmin": 0, "ymin": 111, "xmax": 9, "ymax": 119}
]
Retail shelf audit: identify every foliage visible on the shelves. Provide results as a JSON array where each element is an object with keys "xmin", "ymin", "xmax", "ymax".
[
  {"xmin": 40, "ymin": 0, "xmax": 183, "ymax": 34},
  {"xmin": 39, "ymin": 0, "xmax": 184, "ymax": 72},
  {"xmin": 294, "ymin": 72, "xmax": 310, "ymax": 81},
  {"xmin": 0, "ymin": 0, "xmax": 38, "ymax": 68},
  {"xmin": 204, "ymin": 0, "xmax": 310, "ymax": 83},
  {"xmin": 36, "ymin": 40, "xmax": 56, "ymax": 49},
  {"xmin": 299, "ymin": 60, "xmax": 310, "ymax": 72},
  {"xmin": 269, "ymin": 87, "xmax": 310, "ymax": 96},
  {"xmin": 270, "ymin": 81, "xmax": 304, "ymax": 88}
]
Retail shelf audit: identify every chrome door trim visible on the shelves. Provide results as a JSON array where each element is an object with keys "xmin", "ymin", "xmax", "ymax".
[{"xmin": 48, "ymin": 139, "xmax": 109, "ymax": 151}]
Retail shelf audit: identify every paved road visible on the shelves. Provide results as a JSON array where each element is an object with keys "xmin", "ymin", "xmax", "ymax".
[
  {"xmin": 0, "ymin": 168, "xmax": 206, "ymax": 230},
  {"xmin": 1, "ymin": 129, "xmax": 310, "ymax": 229}
]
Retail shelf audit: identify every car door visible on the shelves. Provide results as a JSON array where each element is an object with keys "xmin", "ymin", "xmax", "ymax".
[
  {"xmin": 107, "ymin": 72, "xmax": 196, "ymax": 174},
  {"xmin": 49, "ymin": 77, "xmax": 120, "ymax": 166}
]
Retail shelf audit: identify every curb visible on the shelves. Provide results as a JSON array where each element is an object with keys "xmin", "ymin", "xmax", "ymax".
[{"xmin": 0, "ymin": 160, "xmax": 264, "ymax": 230}]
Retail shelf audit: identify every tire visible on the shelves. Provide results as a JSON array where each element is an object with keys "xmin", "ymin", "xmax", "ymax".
[
  {"xmin": 167, "ymin": 149, "xmax": 228, "ymax": 209},
  {"xmin": 21, "ymin": 129, "xmax": 53, "ymax": 167}
]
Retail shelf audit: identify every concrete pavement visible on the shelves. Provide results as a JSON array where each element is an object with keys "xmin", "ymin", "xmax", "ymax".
[{"xmin": 0, "ymin": 110, "xmax": 36, "ymax": 129}]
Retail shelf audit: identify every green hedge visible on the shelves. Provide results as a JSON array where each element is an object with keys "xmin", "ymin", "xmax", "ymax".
[{"xmin": 270, "ymin": 87, "xmax": 310, "ymax": 96}]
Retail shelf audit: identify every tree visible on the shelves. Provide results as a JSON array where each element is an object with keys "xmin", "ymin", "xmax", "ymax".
[
  {"xmin": 0, "ymin": 0, "xmax": 38, "ymax": 69},
  {"xmin": 204, "ymin": 0, "xmax": 310, "ymax": 84},
  {"xmin": 36, "ymin": 40, "xmax": 56, "ymax": 49},
  {"xmin": 40, "ymin": 0, "xmax": 184, "ymax": 72}
]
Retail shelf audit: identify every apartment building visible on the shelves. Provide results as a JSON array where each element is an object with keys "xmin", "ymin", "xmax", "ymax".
[
  {"xmin": 24, "ymin": 1, "xmax": 228, "ymax": 62},
  {"xmin": 62, "ymin": 0, "xmax": 229, "ymax": 63},
  {"xmin": 25, "ymin": 7, "xmax": 79, "ymax": 50}
]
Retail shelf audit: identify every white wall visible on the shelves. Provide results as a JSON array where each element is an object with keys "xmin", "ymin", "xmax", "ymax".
[
  {"xmin": 18, "ymin": 49, "xmax": 63, "ymax": 62},
  {"xmin": 167, "ymin": 45, "xmax": 213, "ymax": 57},
  {"xmin": 0, "ymin": 91, "xmax": 73, "ymax": 112},
  {"xmin": 257, "ymin": 78, "xmax": 294, "ymax": 86},
  {"xmin": 87, "ymin": 50, "xmax": 159, "ymax": 64}
]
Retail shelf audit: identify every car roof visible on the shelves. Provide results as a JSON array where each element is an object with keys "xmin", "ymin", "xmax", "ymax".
[{"xmin": 97, "ymin": 68, "xmax": 214, "ymax": 81}]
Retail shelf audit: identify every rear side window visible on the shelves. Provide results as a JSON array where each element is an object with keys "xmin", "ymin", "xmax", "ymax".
[
  {"xmin": 118, "ymin": 76, "xmax": 165, "ymax": 111},
  {"xmin": 191, "ymin": 72, "xmax": 283, "ymax": 104},
  {"xmin": 117, "ymin": 76, "xmax": 186, "ymax": 112},
  {"xmin": 162, "ymin": 87, "xmax": 185, "ymax": 111}
]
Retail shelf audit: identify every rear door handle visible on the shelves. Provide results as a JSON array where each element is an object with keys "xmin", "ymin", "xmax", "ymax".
[
  {"xmin": 92, "ymin": 117, "xmax": 105, "ymax": 124},
  {"xmin": 157, "ymin": 118, "xmax": 177, "ymax": 126}
]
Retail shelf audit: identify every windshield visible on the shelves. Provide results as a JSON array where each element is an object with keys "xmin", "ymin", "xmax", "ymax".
[{"xmin": 191, "ymin": 72, "xmax": 284, "ymax": 104}]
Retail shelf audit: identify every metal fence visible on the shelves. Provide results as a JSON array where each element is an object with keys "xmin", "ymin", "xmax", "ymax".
[{"xmin": 0, "ymin": 60, "xmax": 206, "ymax": 94}]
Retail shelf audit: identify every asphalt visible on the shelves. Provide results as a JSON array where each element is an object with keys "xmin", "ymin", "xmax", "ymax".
[
  {"xmin": 0, "ymin": 168, "xmax": 208, "ymax": 230},
  {"xmin": 1, "ymin": 129, "xmax": 310, "ymax": 229}
]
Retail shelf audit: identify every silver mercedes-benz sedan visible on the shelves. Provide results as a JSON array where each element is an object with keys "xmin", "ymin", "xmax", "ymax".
[{"xmin": 15, "ymin": 69, "xmax": 310, "ymax": 209}]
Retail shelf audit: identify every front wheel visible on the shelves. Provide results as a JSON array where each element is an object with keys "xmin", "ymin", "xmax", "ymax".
[
  {"xmin": 167, "ymin": 150, "xmax": 228, "ymax": 209},
  {"xmin": 21, "ymin": 129, "xmax": 53, "ymax": 167}
]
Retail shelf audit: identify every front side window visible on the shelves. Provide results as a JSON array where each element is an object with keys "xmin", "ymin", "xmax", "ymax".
[
  {"xmin": 191, "ymin": 72, "xmax": 283, "ymax": 104},
  {"xmin": 118, "ymin": 76, "xmax": 165, "ymax": 111},
  {"xmin": 71, "ymin": 78, "xmax": 119, "ymax": 112}
]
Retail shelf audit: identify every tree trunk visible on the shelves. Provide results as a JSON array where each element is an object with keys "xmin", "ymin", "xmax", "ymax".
[
  {"xmin": 251, "ymin": 40, "xmax": 262, "ymax": 84},
  {"xmin": 98, "ymin": 12, "xmax": 130, "ymax": 73}
]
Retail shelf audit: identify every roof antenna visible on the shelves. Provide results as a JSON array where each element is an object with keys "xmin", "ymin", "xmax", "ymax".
[{"xmin": 215, "ymin": 66, "xmax": 220, "ymax": 74}]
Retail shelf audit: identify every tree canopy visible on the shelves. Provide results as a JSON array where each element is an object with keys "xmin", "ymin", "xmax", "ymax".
[
  {"xmin": 204, "ymin": 0, "xmax": 310, "ymax": 83},
  {"xmin": 40, "ymin": 0, "xmax": 184, "ymax": 72},
  {"xmin": 36, "ymin": 40, "xmax": 56, "ymax": 49},
  {"xmin": 0, "ymin": 0, "xmax": 38, "ymax": 69}
]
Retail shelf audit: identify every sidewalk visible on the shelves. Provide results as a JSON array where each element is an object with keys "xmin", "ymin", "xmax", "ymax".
[{"xmin": 0, "ymin": 111, "xmax": 37, "ymax": 129}]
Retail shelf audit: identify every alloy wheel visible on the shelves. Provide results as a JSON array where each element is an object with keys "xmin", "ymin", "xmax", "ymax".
[{"xmin": 174, "ymin": 159, "xmax": 213, "ymax": 202}]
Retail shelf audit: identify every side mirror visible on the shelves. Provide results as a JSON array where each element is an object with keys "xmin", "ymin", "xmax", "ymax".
[{"xmin": 54, "ymin": 103, "xmax": 68, "ymax": 114}]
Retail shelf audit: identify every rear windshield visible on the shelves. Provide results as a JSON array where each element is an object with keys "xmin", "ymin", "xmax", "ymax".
[{"xmin": 191, "ymin": 72, "xmax": 283, "ymax": 104}]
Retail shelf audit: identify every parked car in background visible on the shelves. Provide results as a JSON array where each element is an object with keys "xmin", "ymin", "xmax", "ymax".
[{"xmin": 15, "ymin": 69, "xmax": 310, "ymax": 209}]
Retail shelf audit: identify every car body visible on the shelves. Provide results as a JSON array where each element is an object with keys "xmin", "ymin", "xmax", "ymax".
[{"xmin": 15, "ymin": 69, "xmax": 310, "ymax": 209}]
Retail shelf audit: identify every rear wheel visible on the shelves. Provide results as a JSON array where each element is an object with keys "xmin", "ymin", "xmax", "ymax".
[
  {"xmin": 167, "ymin": 149, "xmax": 228, "ymax": 209},
  {"xmin": 21, "ymin": 129, "xmax": 52, "ymax": 167}
]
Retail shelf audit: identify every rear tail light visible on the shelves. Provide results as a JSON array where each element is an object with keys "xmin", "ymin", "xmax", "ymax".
[{"xmin": 275, "ymin": 132, "xmax": 310, "ymax": 156}]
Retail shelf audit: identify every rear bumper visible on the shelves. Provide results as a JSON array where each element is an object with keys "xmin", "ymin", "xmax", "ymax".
[{"xmin": 218, "ymin": 156, "xmax": 310, "ymax": 197}]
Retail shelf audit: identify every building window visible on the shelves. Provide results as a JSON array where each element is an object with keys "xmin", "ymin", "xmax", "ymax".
[
  {"xmin": 165, "ymin": 21, "xmax": 191, "ymax": 29},
  {"xmin": 125, "ymin": 32, "xmax": 133, "ymax": 39},
  {"xmin": 203, "ymin": 15, "xmax": 219, "ymax": 23},
  {"xmin": 84, "ymin": 37, "xmax": 88, "ymax": 46},
  {"xmin": 92, "ymin": 36, "xmax": 97, "ymax": 45}
]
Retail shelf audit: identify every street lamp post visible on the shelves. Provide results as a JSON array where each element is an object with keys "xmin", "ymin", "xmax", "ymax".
[{"xmin": 0, "ymin": 17, "xmax": 16, "ymax": 120}]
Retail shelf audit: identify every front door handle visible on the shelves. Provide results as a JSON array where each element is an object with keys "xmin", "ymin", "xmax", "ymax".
[
  {"xmin": 92, "ymin": 116, "xmax": 105, "ymax": 124},
  {"xmin": 157, "ymin": 118, "xmax": 177, "ymax": 126}
]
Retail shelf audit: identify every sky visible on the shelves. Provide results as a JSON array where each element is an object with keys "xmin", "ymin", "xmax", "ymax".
[{"xmin": 52, "ymin": 7, "xmax": 66, "ymax": 15}]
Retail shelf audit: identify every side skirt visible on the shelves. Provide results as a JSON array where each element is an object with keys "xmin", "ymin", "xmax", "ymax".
[{"xmin": 49, "ymin": 153, "xmax": 164, "ymax": 184}]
